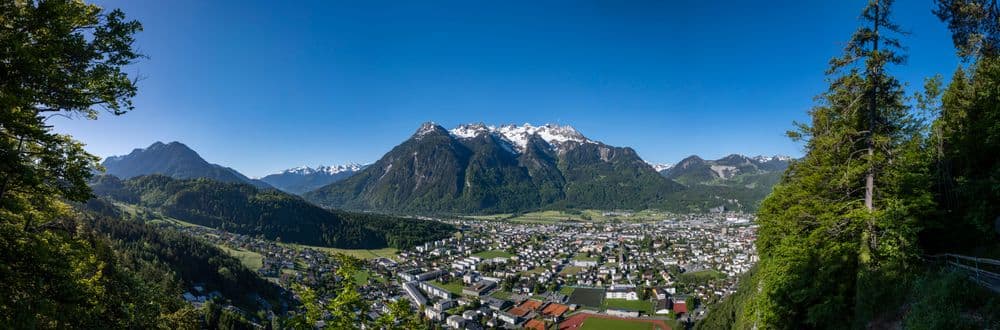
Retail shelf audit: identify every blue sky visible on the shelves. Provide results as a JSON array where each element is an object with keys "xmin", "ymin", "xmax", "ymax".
[{"xmin": 53, "ymin": 0, "xmax": 960, "ymax": 177}]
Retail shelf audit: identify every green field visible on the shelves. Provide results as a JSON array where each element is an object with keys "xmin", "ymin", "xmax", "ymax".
[
  {"xmin": 280, "ymin": 243, "xmax": 398, "ymax": 260},
  {"xmin": 678, "ymin": 269, "xmax": 726, "ymax": 283},
  {"xmin": 432, "ymin": 280, "xmax": 466, "ymax": 296},
  {"xmin": 560, "ymin": 266, "xmax": 585, "ymax": 276},
  {"xmin": 522, "ymin": 266, "xmax": 546, "ymax": 275},
  {"xmin": 218, "ymin": 246, "xmax": 264, "ymax": 270},
  {"xmin": 573, "ymin": 253, "xmax": 599, "ymax": 261},
  {"xmin": 461, "ymin": 214, "xmax": 513, "ymax": 220},
  {"xmin": 473, "ymin": 250, "xmax": 514, "ymax": 259},
  {"xmin": 502, "ymin": 209, "xmax": 670, "ymax": 224},
  {"xmin": 489, "ymin": 290, "xmax": 511, "ymax": 299},
  {"xmin": 579, "ymin": 317, "xmax": 656, "ymax": 330},
  {"xmin": 603, "ymin": 298, "xmax": 654, "ymax": 314},
  {"xmin": 352, "ymin": 270, "xmax": 371, "ymax": 285},
  {"xmin": 559, "ymin": 286, "xmax": 576, "ymax": 296}
]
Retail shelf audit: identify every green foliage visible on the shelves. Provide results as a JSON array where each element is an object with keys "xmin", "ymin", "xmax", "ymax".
[
  {"xmin": 923, "ymin": 57, "xmax": 1000, "ymax": 253},
  {"xmin": 91, "ymin": 174, "xmax": 455, "ymax": 249},
  {"xmin": 704, "ymin": 1, "xmax": 1000, "ymax": 328},
  {"xmin": 902, "ymin": 269, "xmax": 1000, "ymax": 329},
  {"xmin": 701, "ymin": 1, "xmax": 941, "ymax": 328},
  {"xmin": 933, "ymin": 0, "xmax": 1000, "ymax": 59},
  {"xmin": 82, "ymin": 199, "xmax": 285, "ymax": 314},
  {"xmin": 0, "ymin": 0, "xmax": 205, "ymax": 327}
]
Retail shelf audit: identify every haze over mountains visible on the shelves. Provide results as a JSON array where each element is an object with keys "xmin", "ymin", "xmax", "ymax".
[
  {"xmin": 258, "ymin": 164, "xmax": 366, "ymax": 194},
  {"xmin": 99, "ymin": 124, "xmax": 792, "ymax": 214}
]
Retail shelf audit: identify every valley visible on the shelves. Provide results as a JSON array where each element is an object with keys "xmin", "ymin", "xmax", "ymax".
[
  {"xmin": 7, "ymin": 1, "xmax": 1000, "ymax": 329},
  {"xmin": 78, "ymin": 125, "xmax": 783, "ymax": 329},
  {"xmin": 131, "ymin": 200, "xmax": 756, "ymax": 329}
]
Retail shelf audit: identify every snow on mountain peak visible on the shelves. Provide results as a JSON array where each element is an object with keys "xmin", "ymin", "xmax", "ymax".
[
  {"xmin": 753, "ymin": 155, "xmax": 792, "ymax": 162},
  {"xmin": 276, "ymin": 163, "xmax": 364, "ymax": 176},
  {"xmin": 449, "ymin": 122, "xmax": 592, "ymax": 152},
  {"xmin": 414, "ymin": 122, "xmax": 446, "ymax": 138},
  {"xmin": 449, "ymin": 123, "xmax": 490, "ymax": 139},
  {"xmin": 650, "ymin": 163, "xmax": 675, "ymax": 172}
]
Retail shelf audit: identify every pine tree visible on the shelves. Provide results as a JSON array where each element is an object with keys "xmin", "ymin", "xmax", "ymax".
[{"xmin": 736, "ymin": 1, "xmax": 933, "ymax": 327}]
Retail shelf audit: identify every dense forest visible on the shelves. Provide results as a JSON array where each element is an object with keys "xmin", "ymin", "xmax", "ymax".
[
  {"xmin": 698, "ymin": 0, "xmax": 1000, "ymax": 328},
  {"xmin": 90, "ymin": 174, "xmax": 455, "ymax": 249}
]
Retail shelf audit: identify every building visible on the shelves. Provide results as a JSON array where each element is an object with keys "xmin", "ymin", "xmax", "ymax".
[
  {"xmin": 435, "ymin": 299, "xmax": 457, "ymax": 311},
  {"xmin": 672, "ymin": 298, "xmax": 688, "ymax": 315},
  {"xmin": 419, "ymin": 281, "xmax": 452, "ymax": 300},
  {"xmin": 606, "ymin": 285, "xmax": 639, "ymax": 300},
  {"xmin": 481, "ymin": 297, "xmax": 512, "ymax": 311},
  {"xmin": 462, "ymin": 280, "xmax": 496, "ymax": 296},
  {"xmin": 446, "ymin": 315, "xmax": 466, "ymax": 329},
  {"xmin": 417, "ymin": 269, "xmax": 447, "ymax": 281},
  {"xmin": 403, "ymin": 281, "xmax": 428, "ymax": 307},
  {"xmin": 607, "ymin": 309, "xmax": 640, "ymax": 318}
]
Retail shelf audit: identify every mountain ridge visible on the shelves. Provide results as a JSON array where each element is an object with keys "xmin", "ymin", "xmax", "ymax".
[
  {"xmin": 102, "ymin": 141, "xmax": 271, "ymax": 188},
  {"xmin": 259, "ymin": 163, "xmax": 367, "ymax": 194},
  {"xmin": 305, "ymin": 122, "xmax": 683, "ymax": 214}
]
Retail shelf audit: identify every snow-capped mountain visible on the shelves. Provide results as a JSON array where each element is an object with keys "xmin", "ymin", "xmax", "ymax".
[
  {"xmin": 276, "ymin": 164, "xmax": 364, "ymax": 176},
  {"xmin": 650, "ymin": 163, "xmax": 675, "ymax": 173},
  {"xmin": 260, "ymin": 163, "xmax": 367, "ymax": 195},
  {"xmin": 753, "ymin": 155, "xmax": 793, "ymax": 163},
  {"xmin": 448, "ymin": 123, "xmax": 593, "ymax": 152},
  {"xmin": 305, "ymin": 121, "xmax": 681, "ymax": 214}
]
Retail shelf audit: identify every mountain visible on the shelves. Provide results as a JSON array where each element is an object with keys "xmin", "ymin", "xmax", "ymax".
[
  {"xmin": 89, "ymin": 174, "xmax": 455, "ymax": 249},
  {"xmin": 102, "ymin": 141, "xmax": 271, "ymax": 188},
  {"xmin": 657, "ymin": 154, "xmax": 791, "ymax": 211},
  {"xmin": 259, "ymin": 164, "xmax": 365, "ymax": 194},
  {"xmin": 649, "ymin": 162, "xmax": 674, "ymax": 173},
  {"xmin": 304, "ymin": 122, "xmax": 683, "ymax": 214},
  {"xmin": 663, "ymin": 154, "xmax": 790, "ymax": 185}
]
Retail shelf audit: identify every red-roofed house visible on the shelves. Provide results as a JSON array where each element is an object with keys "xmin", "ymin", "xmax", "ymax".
[{"xmin": 673, "ymin": 301, "xmax": 688, "ymax": 315}]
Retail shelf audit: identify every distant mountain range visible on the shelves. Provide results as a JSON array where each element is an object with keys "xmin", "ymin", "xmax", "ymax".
[
  {"xmin": 102, "ymin": 141, "xmax": 272, "ymax": 188},
  {"xmin": 661, "ymin": 154, "xmax": 791, "ymax": 185},
  {"xmin": 103, "ymin": 127, "xmax": 793, "ymax": 214},
  {"xmin": 656, "ymin": 154, "xmax": 791, "ymax": 212},
  {"xmin": 304, "ymin": 122, "xmax": 684, "ymax": 214},
  {"xmin": 258, "ymin": 164, "xmax": 366, "ymax": 194}
]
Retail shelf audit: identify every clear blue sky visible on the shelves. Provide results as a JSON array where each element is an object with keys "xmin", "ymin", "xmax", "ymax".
[{"xmin": 52, "ymin": 0, "xmax": 960, "ymax": 177}]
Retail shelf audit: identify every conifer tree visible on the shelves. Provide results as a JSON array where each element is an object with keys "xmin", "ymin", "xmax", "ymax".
[{"xmin": 738, "ymin": 1, "xmax": 934, "ymax": 327}]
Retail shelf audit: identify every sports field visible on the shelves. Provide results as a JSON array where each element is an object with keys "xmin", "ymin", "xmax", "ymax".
[
  {"xmin": 567, "ymin": 287, "xmax": 605, "ymax": 307},
  {"xmin": 559, "ymin": 314, "xmax": 670, "ymax": 330}
]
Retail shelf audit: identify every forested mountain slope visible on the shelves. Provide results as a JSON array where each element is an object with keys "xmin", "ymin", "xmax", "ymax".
[
  {"xmin": 305, "ymin": 122, "xmax": 683, "ymax": 214},
  {"xmin": 103, "ymin": 141, "xmax": 272, "ymax": 189},
  {"xmin": 91, "ymin": 175, "xmax": 455, "ymax": 249}
]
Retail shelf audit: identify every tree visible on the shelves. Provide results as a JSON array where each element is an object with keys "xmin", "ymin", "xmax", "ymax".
[
  {"xmin": 0, "ymin": 1, "xmax": 203, "ymax": 327},
  {"xmin": 736, "ymin": 0, "xmax": 933, "ymax": 328},
  {"xmin": 934, "ymin": 0, "xmax": 1000, "ymax": 59},
  {"xmin": 0, "ymin": 0, "xmax": 142, "ymax": 210},
  {"xmin": 924, "ymin": 0, "xmax": 1000, "ymax": 251}
]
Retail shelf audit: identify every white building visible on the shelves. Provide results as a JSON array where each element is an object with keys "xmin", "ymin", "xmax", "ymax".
[{"xmin": 605, "ymin": 285, "xmax": 639, "ymax": 300}]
